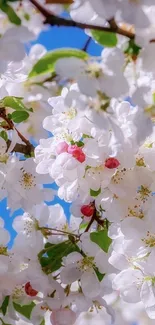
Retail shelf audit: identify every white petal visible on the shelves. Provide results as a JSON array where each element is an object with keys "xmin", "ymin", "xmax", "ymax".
[
  {"xmin": 55, "ymin": 57, "xmax": 85, "ymax": 79},
  {"xmin": 141, "ymin": 281, "xmax": 155, "ymax": 308},
  {"xmin": 60, "ymin": 265, "xmax": 82, "ymax": 284},
  {"xmin": 63, "ymin": 252, "xmax": 83, "ymax": 265},
  {"xmin": 81, "ymin": 270, "xmax": 100, "ymax": 298},
  {"xmin": 0, "ymin": 228, "xmax": 10, "ymax": 245},
  {"xmin": 81, "ymin": 233, "xmax": 99, "ymax": 256},
  {"xmin": 95, "ymin": 250, "xmax": 112, "ymax": 273}
]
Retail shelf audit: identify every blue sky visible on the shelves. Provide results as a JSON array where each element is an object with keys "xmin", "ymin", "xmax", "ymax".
[{"xmin": 1, "ymin": 25, "xmax": 102, "ymax": 246}]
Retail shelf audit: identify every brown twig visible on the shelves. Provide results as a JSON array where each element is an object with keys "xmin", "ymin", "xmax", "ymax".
[
  {"xmin": 84, "ymin": 211, "xmax": 96, "ymax": 232},
  {"xmin": 7, "ymin": 140, "xmax": 34, "ymax": 155},
  {"xmin": 29, "ymin": 0, "xmax": 135, "ymax": 40},
  {"xmin": 0, "ymin": 110, "xmax": 34, "ymax": 154}
]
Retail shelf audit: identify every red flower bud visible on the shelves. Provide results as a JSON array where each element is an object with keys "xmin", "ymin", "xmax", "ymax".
[
  {"xmin": 67, "ymin": 145, "xmax": 85, "ymax": 163},
  {"xmin": 105, "ymin": 157, "xmax": 120, "ymax": 169},
  {"xmin": 81, "ymin": 204, "xmax": 95, "ymax": 217},
  {"xmin": 25, "ymin": 282, "xmax": 38, "ymax": 297}
]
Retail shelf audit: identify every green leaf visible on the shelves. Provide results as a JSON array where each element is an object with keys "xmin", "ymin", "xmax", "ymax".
[
  {"xmin": 79, "ymin": 223, "xmax": 88, "ymax": 230},
  {"xmin": 94, "ymin": 268, "xmax": 104, "ymax": 282},
  {"xmin": 0, "ymin": 130, "xmax": 8, "ymax": 142},
  {"xmin": 13, "ymin": 302, "xmax": 35, "ymax": 319},
  {"xmin": 1, "ymin": 296, "xmax": 10, "ymax": 316},
  {"xmin": 90, "ymin": 188, "xmax": 101, "ymax": 197},
  {"xmin": 83, "ymin": 134, "xmax": 93, "ymax": 139},
  {"xmin": 0, "ymin": 1, "xmax": 21, "ymax": 25},
  {"xmin": 3, "ymin": 96, "xmax": 27, "ymax": 111},
  {"xmin": 90, "ymin": 229, "xmax": 112, "ymax": 253},
  {"xmin": 75, "ymin": 140, "xmax": 84, "ymax": 147},
  {"xmin": 39, "ymin": 240, "xmax": 80, "ymax": 273},
  {"xmin": 11, "ymin": 110, "xmax": 29, "ymax": 123},
  {"xmin": 29, "ymin": 48, "xmax": 89, "ymax": 78},
  {"xmin": 124, "ymin": 39, "xmax": 141, "ymax": 57},
  {"xmin": 91, "ymin": 30, "xmax": 117, "ymax": 47}
]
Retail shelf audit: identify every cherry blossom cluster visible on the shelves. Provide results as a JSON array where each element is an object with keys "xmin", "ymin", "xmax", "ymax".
[{"xmin": 1, "ymin": 1, "xmax": 155, "ymax": 325}]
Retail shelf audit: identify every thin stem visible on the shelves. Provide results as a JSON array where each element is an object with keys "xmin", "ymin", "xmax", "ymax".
[
  {"xmin": 0, "ymin": 110, "xmax": 34, "ymax": 154},
  {"xmin": 41, "ymin": 226, "xmax": 79, "ymax": 238},
  {"xmin": 84, "ymin": 213, "xmax": 96, "ymax": 232},
  {"xmin": 7, "ymin": 140, "xmax": 34, "ymax": 155},
  {"xmin": 29, "ymin": 0, "xmax": 135, "ymax": 40},
  {"xmin": 82, "ymin": 37, "xmax": 91, "ymax": 52}
]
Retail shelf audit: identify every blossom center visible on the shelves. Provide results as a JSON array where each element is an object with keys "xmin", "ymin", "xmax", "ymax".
[
  {"xmin": 0, "ymin": 246, "xmax": 7, "ymax": 255},
  {"xmin": 136, "ymin": 157, "xmax": 146, "ymax": 167},
  {"xmin": 64, "ymin": 107, "xmax": 77, "ymax": 119},
  {"xmin": 77, "ymin": 256, "xmax": 95, "ymax": 271},
  {"xmin": 85, "ymin": 63, "xmax": 102, "ymax": 78},
  {"xmin": 142, "ymin": 232, "xmax": 155, "ymax": 247},
  {"xmin": 111, "ymin": 168, "xmax": 126, "ymax": 184},
  {"xmin": 23, "ymin": 216, "xmax": 36, "ymax": 235},
  {"xmin": 20, "ymin": 169, "xmax": 36, "ymax": 189},
  {"xmin": 12, "ymin": 285, "xmax": 25, "ymax": 300},
  {"xmin": 138, "ymin": 185, "xmax": 151, "ymax": 202}
]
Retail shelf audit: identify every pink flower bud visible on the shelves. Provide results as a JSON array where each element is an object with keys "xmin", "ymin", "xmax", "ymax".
[
  {"xmin": 50, "ymin": 308, "xmax": 76, "ymax": 325},
  {"xmin": 105, "ymin": 157, "xmax": 120, "ymax": 169},
  {"xmin": 56, "ymin": 142, "xmax": 69, "ymax": 155},
  {"xmin": 67, "ymin": 145, "xmax": 85, "ymax": 163},
  {"xmin": 25, "ymin": 282, "xmax": 38, "ymax": 297},
  {"xmin": 81, "ymin": 204, "xmax": 95, "ymax": 217}
]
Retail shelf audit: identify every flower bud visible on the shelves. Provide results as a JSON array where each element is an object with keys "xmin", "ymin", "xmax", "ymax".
[
  {"xmin": 67, "ymin": 145, "xmax": 85, "ymax": 163},
  {"xmin": 25, "ymin": 282, "xmax": 38, "ymax": 297},
  {"xmin": 56, "ymin": 142, "xmax": 69, "ymax": 155},
  {"xmin": 81, "ymin": 204, "xmax": 95, "ymax": 217},
  {"xmin": 105, "ymin": 157, "xmax": 120, "ymax": 169}
]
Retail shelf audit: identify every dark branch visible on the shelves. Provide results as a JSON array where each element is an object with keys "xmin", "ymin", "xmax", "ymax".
[
  {"xmin": 7, "ymin": 140, "xmax": 34, "ymax": 155},
  {"xmin": 29, "ymin": 0, "xmax": 135, "ymax": 40}
]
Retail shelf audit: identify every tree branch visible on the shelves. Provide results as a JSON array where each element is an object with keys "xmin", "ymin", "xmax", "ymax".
[
  {"xmin": 29, "ymin": 0, "xmax": 135, "ymax": 40},
  {"xmin": 7, "ymin": 140, "xmax": 34, "ymax": 155}
]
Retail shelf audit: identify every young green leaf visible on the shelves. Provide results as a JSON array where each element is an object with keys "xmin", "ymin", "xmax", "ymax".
[
  {"xmin": 39, "ymin": 240, "xmax": 80, "ymax": 273},
  {"xmin": 29, "ymin": 48, "xmax": 89, "ymax": 78},
  {"xmin": 11, "ymin": 111, "xmax": 29, "ymax": 123},
  {"xmin": 90, "ymin": 188, "xmax": 101, "ymax": 197},
  {"xmin": 3, "ymin": 96, "xmax": 27, "ymax": 111},
  {"xmin": 94, "ymin": 268, "xmax": 104, "ymax": 282},
  {"xmin": 0, "ymin": 130, "xmax": 8, "ymax": 142},
  {"xmin": 1, "ymin": 296, "xmax": 10, "ymax": 316},
  {"xmin": 90, "ymin": 229, "xmax": 112, "ymax": 252},
  {"xmin": 124, "ymin": 39, "xmax": 141, "ymax": 57},
  {"xmin": 91, "ymin": 30, "xmax": 117, "ymax": 47},
  {"xmin": 13, "ymin": 302, "xmax": 35, "ymax": 319},
  {"xmin": 0, "ymin": 1, "xmax": 21, "ymax": 25}
]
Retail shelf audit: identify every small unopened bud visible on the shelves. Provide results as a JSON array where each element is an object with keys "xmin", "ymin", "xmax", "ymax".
[
  {"xmin": 105, "ymin": 157, "xmax": 120, "ymax": 169},
  {"xmin": 25, "ymin": 282, "xmax": 38, "ymax": 297},
  {"xmin": 81, "ymin": 204, "xmax": 94, "ymax": 217},
  {"xmin": 56, "ymin": 142, "xmax": 69, "ymax": 155},
  {"xmin": 67, "ymin": 145, "xmax": 85, "ymax": 163}
]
